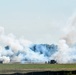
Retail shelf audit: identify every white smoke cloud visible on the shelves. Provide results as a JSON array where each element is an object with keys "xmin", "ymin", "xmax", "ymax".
[
  {"xmin": 62, "ymin": 13, "xmax": 76, "ymax": 45},
  {"xmin": 0, "ymin": 26, "xmax": 54, "ymax": 63},
  {"xmin": 55, "ymin": 13, "xmax": 76, "ymax": 63},
  {"xmin": 0, "ymin": 13, "xmax": 76, "ymax": 64}
]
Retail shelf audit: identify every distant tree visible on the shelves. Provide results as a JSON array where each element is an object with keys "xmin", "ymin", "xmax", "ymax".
[{"xmin": 48, "ymin": 60, "xmax": 57, "ymax": 64}]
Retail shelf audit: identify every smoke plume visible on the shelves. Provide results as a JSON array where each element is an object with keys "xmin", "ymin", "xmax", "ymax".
[
  {"xmin": 0, "ymin": 14, "xmax": 76, "ymax": 64},
  {"xmin": 0, "ymin": 26, "xmax": 58, "ymax": 63},
  {"xmin": 55, "ymin": 14, "xmax": 76, "ymax": 63}
]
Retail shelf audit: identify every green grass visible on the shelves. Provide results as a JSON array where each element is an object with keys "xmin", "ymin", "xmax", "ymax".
[
  {"xmin": 0, "ymin": 64, "xmax": 76, "ymax": 69},
  {"xmin": 0, "ymin": 64, "xmax": 76, "ymax": 74}
]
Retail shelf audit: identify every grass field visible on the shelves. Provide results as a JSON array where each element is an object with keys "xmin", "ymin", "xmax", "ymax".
[{"xmin": 0, "ymin": 64, "xmax": 76, "ymax": 74}]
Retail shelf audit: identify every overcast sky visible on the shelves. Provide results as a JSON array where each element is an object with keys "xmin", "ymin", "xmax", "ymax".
[{"xmin": 0, "ymin": 0, "xmax": 76, "ymax": 44}]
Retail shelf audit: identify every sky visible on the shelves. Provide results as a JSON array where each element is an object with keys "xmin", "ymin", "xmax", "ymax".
[{"xmin": 0, "ymin": 0, "xmax": 76, "ymax": 44}]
